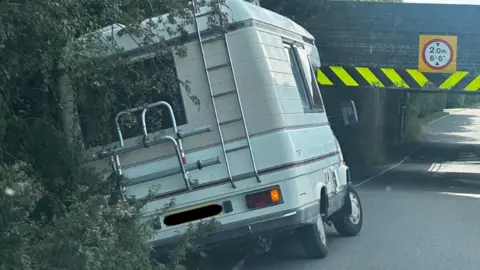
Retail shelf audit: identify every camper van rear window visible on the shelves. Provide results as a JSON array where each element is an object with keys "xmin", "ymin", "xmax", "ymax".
[{"xmin": 76, "ymin": 52, "xmax": 187, "ymax": 148}]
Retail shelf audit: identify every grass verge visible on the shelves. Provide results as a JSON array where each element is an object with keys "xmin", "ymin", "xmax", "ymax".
[{"xmin": 419, "ymin": 111, "xmax": 449, "ymax": 125}]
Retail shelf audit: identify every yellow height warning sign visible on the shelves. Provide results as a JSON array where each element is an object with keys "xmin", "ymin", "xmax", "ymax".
[
  {"xmin": 418, "ymin": 35, "xmax": 457, "ymax": 73},
  {"xmin": 316, "ymin": 66, "xmax": 480, "ymax": 92}
]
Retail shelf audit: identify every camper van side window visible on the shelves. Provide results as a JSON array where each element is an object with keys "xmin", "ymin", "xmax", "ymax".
[
  {"xmin": 78, "ymin": 52, "xmax": 187, "ymax": 148},
  {"xmin": 305, "ymin": 63, "xmax": 325, "ymax": 112},
  {"xmin": 284, "ymin": 44, "xmax": 312, "ymax": 110},
  {"xmin": 295, "ymin": 47, "xmax": 325, "ymax": 112}
]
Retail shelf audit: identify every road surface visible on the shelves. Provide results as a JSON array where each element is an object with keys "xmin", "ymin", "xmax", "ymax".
[{"xmin": 215, "ymin": 108, "xmax": 480, "ymax": 270}]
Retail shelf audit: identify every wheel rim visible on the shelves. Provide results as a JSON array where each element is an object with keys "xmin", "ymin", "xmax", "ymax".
[
  {"xmin": 349, "ymin": 192, "xmax": 361, "ymax": 225},
  {"xmin": 316, "ymin": 215, "xmax": 327, "ymax": 245}
]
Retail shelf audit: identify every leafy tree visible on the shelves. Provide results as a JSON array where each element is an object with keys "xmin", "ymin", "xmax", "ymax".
[{"xmin": 0, "ymin": 0, "xmax": 222, "ymax": 269}]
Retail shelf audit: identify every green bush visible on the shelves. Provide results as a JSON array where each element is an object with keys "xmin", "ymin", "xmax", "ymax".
[
  {"xmin": 463, "ymin": 95, "xmax": 480, "ymax": 107},
  {"xmin": 445, "ymin": 94, "xmax": 480, "ymax": 108},
  {"xmin": 0, "ymin": 1, "xmax": 223, "ymax": 269},
  {"xmin": 446, "ymin": 94, "xmax": 466, "ymax": 108},
  {"xmin": 0, "ymin": 119, "xmax": 219, "ymax": 269},
  {"xmin": 404, "ymin": 92, "xmax": 448, "ymax": 141},
  {"xmin": 406, "ymin": 93, "xmax": 447, "ymax": 118}
]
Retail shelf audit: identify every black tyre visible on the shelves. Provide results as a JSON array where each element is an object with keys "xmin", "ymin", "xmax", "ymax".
[
  {"xmin": 333, "ymin": 184, "xmax": 363, "ymax": 237},
  {"xmin": 296, "ymin": 212, "xmax": 329, "ymax": 259}
]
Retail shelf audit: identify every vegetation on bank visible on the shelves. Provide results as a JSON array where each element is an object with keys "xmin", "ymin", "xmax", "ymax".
[
  {"xmin": 0, "ymin": 0, "xmax": 221, "ymax": 269},
  {"xmin": 403, "ymin": 94, "xmax": 480, "ymax": 142}
]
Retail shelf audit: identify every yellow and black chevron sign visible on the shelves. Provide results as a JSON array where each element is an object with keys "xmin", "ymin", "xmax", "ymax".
[{"xmin": 317, "ymin": 66, "xmax": 480, "ymax": 92}]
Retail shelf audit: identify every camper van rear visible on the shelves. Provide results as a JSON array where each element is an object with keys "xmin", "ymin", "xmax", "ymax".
[{"xmin": 65, "ymin": 0, "xmax": 364, "ymax": 261}]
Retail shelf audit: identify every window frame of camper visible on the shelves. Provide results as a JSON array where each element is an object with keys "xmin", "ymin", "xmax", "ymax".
[
  {"xmin": 283, "ymin": 42, "xmax": 325, "ymax": 113},
  {"xmin": 77, "ymin": 50, "xmax": 188, "ymax": 148},
  {"xmin": 298, "ymin": 50, "xmax": 325, "ymax": 113},
  {"xmin": 305, "ymin": 61, "xmax": 326, "ymax": 112},
  {"xmin": 284, "ymin": 43, "xmax": 312, "ymax": 111}
]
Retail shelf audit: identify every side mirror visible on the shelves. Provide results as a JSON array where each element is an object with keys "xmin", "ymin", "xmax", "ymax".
[{"xmin": 341, "ymin": 100, "xmax": 358, "ymax": 126}]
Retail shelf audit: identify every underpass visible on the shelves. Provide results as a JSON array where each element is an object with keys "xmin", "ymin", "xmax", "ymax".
[
  {"xmin": 233, "ymin": 107, "xmax": 480, "ymax": 270},
  {"xmin": 302, "ymin": 1, "xmax": 480, "ymax": 175},
  {"xmin": 371, "ymin": 108, "xmax": 480, "ymax": 188}
]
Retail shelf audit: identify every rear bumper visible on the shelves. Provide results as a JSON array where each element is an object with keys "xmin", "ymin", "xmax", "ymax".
[{"xmin": 152, "ymin": 201, "xmax": 320, "ymax": 253}]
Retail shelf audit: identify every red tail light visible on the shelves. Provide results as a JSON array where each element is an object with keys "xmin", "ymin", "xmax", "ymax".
[{"xmin": 246, "ymin": 186, "xmax": 283, "ymax": 210}]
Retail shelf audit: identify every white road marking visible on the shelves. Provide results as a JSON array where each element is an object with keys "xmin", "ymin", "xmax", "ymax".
[{"xmin": 427, "ymin": 113, "xmax": 453, "ymax": 127}]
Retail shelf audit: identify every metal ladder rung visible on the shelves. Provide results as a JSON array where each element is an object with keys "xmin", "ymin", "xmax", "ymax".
[
  {"xmin": 124, "ymin": 156, "xmax": 221, "ymax": 187},
  {"xmin": 192, "ymin": 0, "xmax": 260, "ymax": 187},
  {"xmin": 225, "ymin": 145, "xmax": 249, "ymax": 153},
  {"xmin": 199, "ymin": 27, "xmax": 224, "ymax": 35},
  {"xmin": 199, "ymin": 27, "xmax": 224, "ymax": 40},
  {"xmin": 196, "ymin": 11, "xmax": 214, "ymax": 18},
  {"xmin": 219, "ymin": 117, "xmax": 242, "ymax": 126},
  {"xmin": 201, "ymin": 35, "xmax": 224, "ymax": 44},
  {"xmin": 213, "ymin": 90, "xmax": 237, "ymax": 98},
  {"xmin": 207, "ymin": 62, "xmax": 231, "ymax": 71}
]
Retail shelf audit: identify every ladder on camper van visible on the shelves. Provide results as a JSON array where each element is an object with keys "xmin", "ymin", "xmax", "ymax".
[
  {"xmin": 106, "ymin": 100, "xmax": 220, "ymax": 202},
  {"xmin": 192, "ymin": 1, "xmax": 260, "ymax": 188}
]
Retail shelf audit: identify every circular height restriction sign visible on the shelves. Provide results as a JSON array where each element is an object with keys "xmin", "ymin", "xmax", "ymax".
[
  {"xmin": 422, "ymin": 39, "xmax": 453, "ymax": 70},
  {"xmin": 418, "ymin": 35, "xmax": 457, "ymax": 73}
]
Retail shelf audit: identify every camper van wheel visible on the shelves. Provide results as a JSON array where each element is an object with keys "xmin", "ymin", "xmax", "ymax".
[
  {"xmin": 333, "ymin": 184, "xmax": 363, "ymax": 237},
  {"xmin": 296, "ymin": 213, "xmax": 328, "ymax": 259}
]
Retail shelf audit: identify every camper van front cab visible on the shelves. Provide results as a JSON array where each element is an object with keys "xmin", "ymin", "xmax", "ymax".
[{"xmin": 70, "ymin": 0, "xmax": 364, "ymax": 260}]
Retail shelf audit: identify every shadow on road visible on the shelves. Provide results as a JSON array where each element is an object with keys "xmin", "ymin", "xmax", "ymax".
[
  {"xmin": 424, "ymin": 113, "xmax": 480, "ymax": 144},
  {"xmin": 409, "ymin": 142, "xmax": 480, "ymax": 162},
  {"xmin": 368, "ymin": 141, "xmax": 480, "ymax": 190},
  {"xmin": 429, "ymin": 113, "xmax": 477, "ymax": 129}
]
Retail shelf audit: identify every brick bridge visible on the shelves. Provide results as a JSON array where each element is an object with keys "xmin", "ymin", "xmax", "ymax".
[{"xmin": 302, "ymin": 1, "xmax": 480, "ymax": 171}]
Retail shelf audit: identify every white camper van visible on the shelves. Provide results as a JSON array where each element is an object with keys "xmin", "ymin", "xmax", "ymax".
[{"xmin": 70, "ymin": 0, "xmax": 363, "ymax": 260}]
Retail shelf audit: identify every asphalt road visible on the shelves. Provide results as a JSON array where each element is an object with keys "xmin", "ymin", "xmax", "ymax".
[{"xmin": 215, "ymin": 108, "xmax": 480, "ymax": 270}]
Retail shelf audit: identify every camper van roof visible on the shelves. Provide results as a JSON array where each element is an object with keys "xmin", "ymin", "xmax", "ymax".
[{"xmin": 72, "ymin": 0, "xmax": 313, "ymax": 57}]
